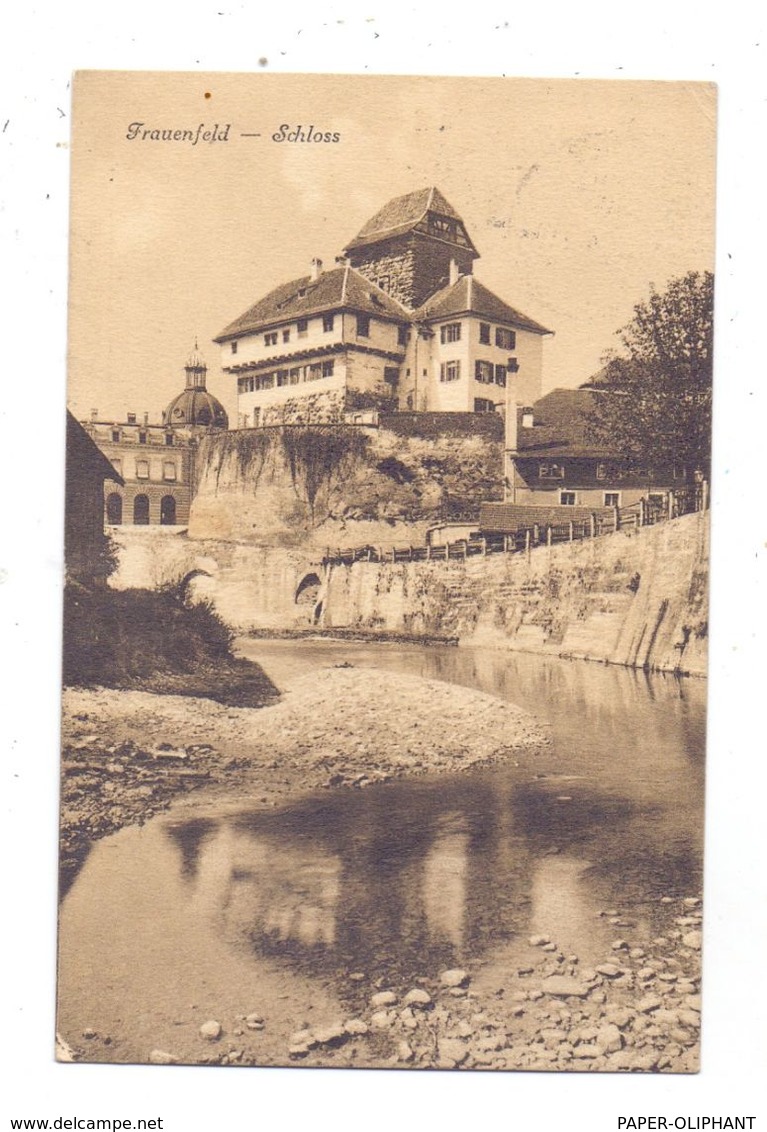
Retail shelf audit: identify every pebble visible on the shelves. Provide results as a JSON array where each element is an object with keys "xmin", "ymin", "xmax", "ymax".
[
  {"xmin": 637, "ymin": 967, "xmax": 656, "ymax": 981},
  {"xmin": 636, "ymin": 996, "xmax": 662, "ymax": 1014},
  {"xmin": 596, "ymin": 1024, "xmax": 624, "ymax": 1053},
  {"xmin": 82, "ymin": 1029, "xmax": 97, "ymax": 1040},
  {"xmin": 438, "ymin": 1038, "xmax": 468, "ymax": 1066},
  {"xmin": 440, "ymin": 969, "xmax": 470, "ymax": 988},
  {"xmin": 684, "ymin": 994, "xmax": 702, "ymax": 1012},
  {"xmin": 370, "ymin": 990, "xmax": 398, "ymax": 1008},
  {"xmin": 370, "ymin": 1010, "xmax": 396, "ymax": 1029},
  {"xmin": 199, "ymin": 1020, "xmax": 222, "ymax": 1041},
  {"xmin": 403, "ymin": 988, "xmax": 432, "ymax": 1008},
  {"xmin": 289, "ymin": 1029, "xmax": 317, "ymax": 1049},
  {"xmin": 313, "ymin": 1023, "xmax": 347, "ymax": 1046},
  {"xmin": 540, "ymin": 976, "xmax": 590, "ymax": 998},
  {"xmin": 611, "ymin": 939, "xmax": 629, "ymax": 951},
  {"xmin": 682, "ymin": 931, "xmax": 703, "ymax": 951},
  {"xmin": 148, "ymin": 1049, "xmax": 177, "ymax": 1065},
  {"xmin": 397, "ymin": 1041, "xmax": 415, "ymax": 1063},
  {"xmin": 528, "ymin": 935, "xmax": 551, "ymax": 947}
]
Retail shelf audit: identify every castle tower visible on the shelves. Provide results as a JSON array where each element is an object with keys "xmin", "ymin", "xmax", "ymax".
[{"xmin": 343, "ymin": 186, "xmax": 479, "ymax": 309}]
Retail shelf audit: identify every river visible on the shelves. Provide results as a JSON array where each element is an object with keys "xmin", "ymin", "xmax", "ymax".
[{"xmin": 57, "ymin": 642, "xmax": 705, "ymax": 1064}]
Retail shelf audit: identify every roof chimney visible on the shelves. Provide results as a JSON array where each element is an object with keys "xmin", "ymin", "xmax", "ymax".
[
  {"xmin": 143, "ymin": 412, "xmax": 149, "ymax": 426},
  {"xmin": 449, "ymin": 259, "xmax": 460, "ymax": 286},
  {"xmin": 311, "ymin": 257, "xmax": 324, "ymax": 281},
  {"xmin": 522, "ymin": 407, "xmax": 534, "ymax": 428},
  {"xmin": 90, "ymin": 408, "xmax": 98, "ymax": 421}
]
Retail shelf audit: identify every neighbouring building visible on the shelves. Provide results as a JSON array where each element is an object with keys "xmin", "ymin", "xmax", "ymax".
[
  {"xmin": 81, "ymin": 346, "xmax": 228, "ymax": 527},
  {"xmin": 214, "ymin": 186, "xmax": 552, "ymax": 427},
  {"xmin": 65, "ymin": 411, "xmax": 124, "ymax": 584},
  {"xmin": 491, "ymin": 384, "xmax": 690, "ymax": 526}
]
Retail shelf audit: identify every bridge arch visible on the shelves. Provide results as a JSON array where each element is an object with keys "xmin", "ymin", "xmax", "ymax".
[{"xmin": 295, "ymin": 572, "xmax": 322, "ymax": 606}]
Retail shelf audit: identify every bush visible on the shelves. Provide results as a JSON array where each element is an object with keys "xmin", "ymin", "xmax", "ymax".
[{"xmin": 62, "ymin": 585, "xmax": 278, "ymax": 706}]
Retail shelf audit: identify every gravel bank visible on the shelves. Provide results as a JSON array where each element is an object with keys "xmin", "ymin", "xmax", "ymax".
[{"xmin": 60, "ymin": 665, "xmax": 549, "ymax": 892}]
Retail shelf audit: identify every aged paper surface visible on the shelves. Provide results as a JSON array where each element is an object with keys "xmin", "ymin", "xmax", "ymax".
[{"xmin": 57, "ymin": 71, "xmax": 717, "ymax": 1075}]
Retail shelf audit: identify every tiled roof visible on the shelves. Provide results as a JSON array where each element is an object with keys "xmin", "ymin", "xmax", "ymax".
[
  {"xmin": 344, "ymin": 186, "xmax": 467, "ymax": 252},
  {"xmin": 215, "ymin": 265, "xmax": 410, "ymax": 341},
  {"xmin": 515, "ymin": 388, "xmax": 619, "ymax": 457},
  {"xmin": 415, "ymin": 275, "xmax": 553, "ymax": 335}
]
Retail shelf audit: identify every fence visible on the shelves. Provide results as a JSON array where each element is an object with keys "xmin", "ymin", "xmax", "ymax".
[{"xmin": 321, "ymin": 482, "xmax": 708, "ymax": 568}]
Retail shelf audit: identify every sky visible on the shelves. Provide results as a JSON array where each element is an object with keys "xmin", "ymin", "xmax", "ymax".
[{"xmin": 66, "ymin": 72, "xmax": 717, "ymax": 424}]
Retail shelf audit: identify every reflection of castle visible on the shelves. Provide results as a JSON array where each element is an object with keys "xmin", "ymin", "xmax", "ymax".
[
  {"xmin": 81, "ymin": 345, "xmax": 228, "ymax": 527},
  {"xmin": 215, "ymin": 187, "xmax": 552, "ymax": 428}
]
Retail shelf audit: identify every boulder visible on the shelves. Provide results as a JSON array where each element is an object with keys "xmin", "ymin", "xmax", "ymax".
[
  {"xmin": 370, "ymin": 990, "xmax": 398, "ymax": 1008},
  {"xmin": 440, "ymin": 968, "xmax": 470, "ymax": 988},
  {"xmin": 403, "ymin": 988, "xmax": 432, "ymax": 1008},
  {"xmin": 148, "ymin": 1049, "xmax": 177, "ymax": 1065}
]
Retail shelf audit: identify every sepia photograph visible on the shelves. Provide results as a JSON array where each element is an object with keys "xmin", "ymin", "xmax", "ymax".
[{"xmin": 56, "ymin": 71, "xmax": 716, "ymax": 1075}]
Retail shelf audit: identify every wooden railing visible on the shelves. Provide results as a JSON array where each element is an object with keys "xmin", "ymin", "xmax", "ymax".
[{"xmin": 321, "ymin": 482, "xmax": 708, "ymax": 568}]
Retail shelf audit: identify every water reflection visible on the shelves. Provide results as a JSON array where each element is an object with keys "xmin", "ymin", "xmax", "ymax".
[{"xmin": 62, "ymin": 644, "xmax": 706, "ymax": 1005}]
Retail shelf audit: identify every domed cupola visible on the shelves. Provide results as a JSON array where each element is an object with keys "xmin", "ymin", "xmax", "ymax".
[{"xmin": 162, "ymin": 342, "xmax": 229, "ymax": 430}]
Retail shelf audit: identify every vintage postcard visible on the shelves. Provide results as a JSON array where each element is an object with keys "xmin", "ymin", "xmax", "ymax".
[{"xmin": 59, "ymin": 71, "xmax": 715, "ymax": 1072}]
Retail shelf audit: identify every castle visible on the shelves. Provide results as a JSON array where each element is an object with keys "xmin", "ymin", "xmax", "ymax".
[{"xmin": 214, "ymin": 187, "xmax": 552, "ymax": 429}]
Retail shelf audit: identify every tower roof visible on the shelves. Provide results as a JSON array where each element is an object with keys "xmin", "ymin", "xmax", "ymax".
[
  {"xmin": 214, "ymin": 265, "xmax": 410, "ymax": 342},
  {"xmin": 415, "ymin": 274, "xmax": 553, "ymax": 335},
  {"xmin": 343, "ymin": 186, "xmax": 478, "ymax": 256},
  {"xmin": 163, "ymin": 389, "xmax": 228, "ymax": 430}
]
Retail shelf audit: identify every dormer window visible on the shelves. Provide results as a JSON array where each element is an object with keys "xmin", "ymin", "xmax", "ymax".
[
  {"xmin": 111, "ymin": 429, "xmax": 120, "ymax": 443},
  {"xmin": 138, "ymin": 431, "xmax": 147, "ymax": 445}
]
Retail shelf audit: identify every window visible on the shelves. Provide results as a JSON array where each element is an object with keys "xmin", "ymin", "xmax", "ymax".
[
  {"xmin": 252, "ymin": 407, "xmax": 261, "ymax": 427},
  {"xmin": 306, "ymin": 363, "xmax": 322, "ymax": 381},
  {"xmin": 322, "ymin": 314, "xmax": 335, "ymax": 333},
  {"xmin": 135, "ymin": 459, "xmax": 150, "ymax": 479},
  {"xmin": 138, "ymin": 430, "xmax": 147, "ymax": 445},
  {"xmin": 479, "ymin": 322, "xmax": 491, "ymax": 345},
  {"xmin": 289, "ymin": 367, "xmax": 301, "ymax": 385},
  {"xmin": 384, "ymin": 366, "xmax": 399, "ymax": 385},
  {"xmin": 165, "ymin": 433, "xmax": 174, "ymax": 447},
  {"xmin": 495, "ymin": 365, "xmax": 507, "ymax": 387},
  {"xmin": 297, "ymin": 319, "xmax": 308, "ymax": 338},
  {"xmin": 259, "ymin": 373, "xmax": 275, "ymax": 390},
  {"xmin": 163, "ymin": 461, "xmax": 177, "ymax": 481},
  {"xmin": 111, "ymin": 429, "xmax": 121, "ymax": 443},
  {"xmin": 277, "ymin": 370, "xmax": 289, "ymax": 387},
  {"xmin": 474, "ymin": 397, "xmax": 496, "ymax": 413},
  {"xmin": 106, "ymin": 493, "xmax": 122, "ymax": 525},
  {"xmin": 377, "ymin": 275, "xmax": 390, "ymax": 292},
  {"xmin": 282, "ymin": 329, "xmax": 290, "ymax": 343},
  {"xmin": 440, "ymin": 360, "xmax": 461, "ymax": 382},
  {"xmin": 597, "ymin": 462, "xmax": 625, "ymax": 481},
  {"xmin": 440, "ymin": 322, "xmax": 461, "ymax": 344},
  {"xmin": 133, "ymin": 495, "xmax": 150, "ymax": 525},
  {"xmin": 475, "ymin": 360, "xmax": 494, "ymax": 383},
  {"xmin": 673, "ymin": 464, "xmax": 687, "ymax": 480},
  {"xmin": 495, "ymin": 327, "xmax": 516, "ymax": 349},
  {"xmin": 238, "ymin": 377, "xmax": 247, "ymax": 393},
  {"xmin": 560, "ymin": 491, "xmax": 577, "ymax": 506},
  {"xmin": 604, "ymin": 492, "xmax": 621, "ymax": 507},
  {"xmin": 356, "ymin": 314, "xmax": 370, "ymax": 337},
  {"xmin": 160, "ymin": 495, "xmax": 177, "ymax": 526},
  {"xmin": 322, "ymin": 360, "xmax": 335, "ymax": 377},
  {"xmin": 539, "ymin": 461, "xmax": 565, "ymax": 480},
  {"xmin": 264, "ymin": 332, "xmax": 278, "ymax": 347},
  {"xmin": 127, "ymin": 413, "xmax": 137, "ymax": 425},
  {"xmin": 397, "ymin": 325, "xmax": 408, "ymax": 346},
  {"xmin": 231, "ymin": 341, "xmax": 238, "ymax": 355}
]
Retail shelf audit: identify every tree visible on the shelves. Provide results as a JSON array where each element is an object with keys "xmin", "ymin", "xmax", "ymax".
[{"xmin": 590, "ymin": 271, "xmax": 714, "ymax": 478}]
